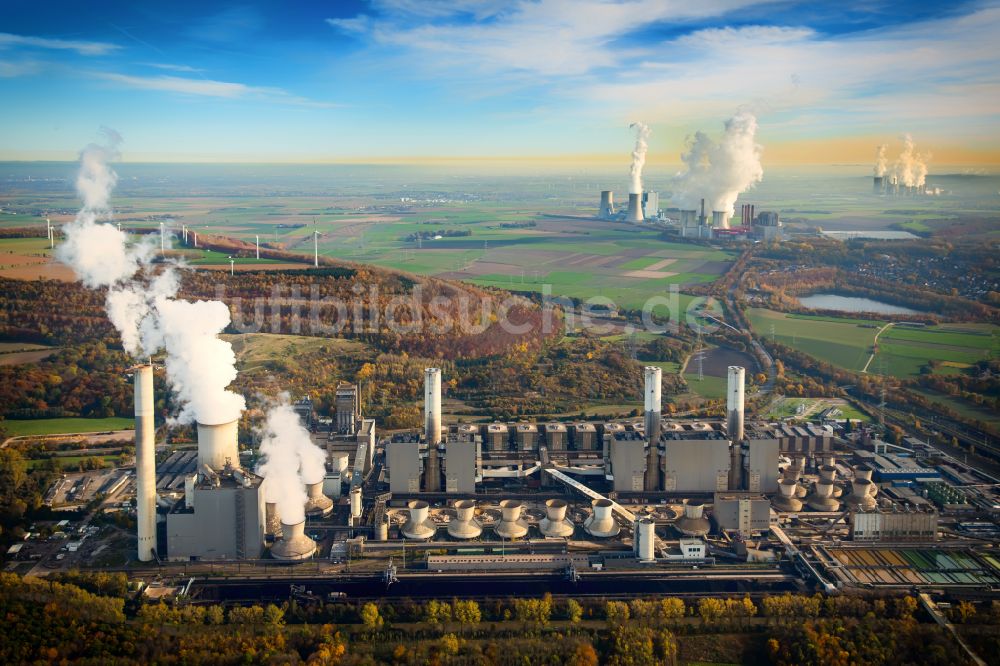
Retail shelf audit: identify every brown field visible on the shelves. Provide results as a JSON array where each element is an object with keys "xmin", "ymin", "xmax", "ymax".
[
  {"xmin": 200, "ymin": 263, "xmax": 313, "ymax": 272},
  {"xmin": 622, "ymin": 269, "xmax": 678, "ymax": 279},
  {"xmin": 0, "ymin": 349, "xmax": 57, "ymax": 365}
]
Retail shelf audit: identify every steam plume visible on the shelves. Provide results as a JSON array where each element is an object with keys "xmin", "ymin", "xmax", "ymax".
[
  {"xmin": 874, "ymin": 144, "xmax": 888, "ymax": 177},
  {"xmin": 672, "ymin": 111, "xmax": 763, "ymax": 219},
  {"xmin": 893, "ymin": 133, "xmax": 930, "ymax": 188},
  {"xmin": 628, "ymin": 122, "xmax": 650, "ymax": 194},
  {"xmin": 256, "ymin": 395, "xmax": 329, "ymax": 524},
  {"xmin": 57, "ymin": 129, "xmax": 245, "ymax": 425}
]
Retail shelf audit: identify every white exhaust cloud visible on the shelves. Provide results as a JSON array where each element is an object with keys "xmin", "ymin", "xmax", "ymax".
[
  {"xmin": 57, "ymin": 129, "xmax": 245, "ymax": 426},
  {"xmin": 628, "ymin": 121, "xmax": 650, "ymax": 194},
  {"xmin": 893, "ymin": 133, "xmax": 930, "ymax": 187},
  {"xmin": 672, "ymin": 110, "xmax": 763, "ymax": 218},
  {"xmin": 256, "ymin": 395, "xmax": 329, "ymax": 524},
  {"xmin": 874, "ymin": 143, "xmax": 888, "ymax": 177}
]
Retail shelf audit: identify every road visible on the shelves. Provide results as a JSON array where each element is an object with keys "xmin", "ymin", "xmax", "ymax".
[{"xmin": 861, "ymin": 322, "xmax": 894, "ymax": 373}]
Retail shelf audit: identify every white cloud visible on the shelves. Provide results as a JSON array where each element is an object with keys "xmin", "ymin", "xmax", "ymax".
[
  {"xmin": 0, "ymin": 59, "xmax": 42, "ymax": 78},
  {"xmin": 0, "ymin": 32, "xmax": 118, "ymax": 56},
  {"xmin": 93, "ymin": 72, "xmax": 338, "ymax": 107},
  {"xmin": 143, "ymin": 62, "xmax": 203, "ymax": 73}
]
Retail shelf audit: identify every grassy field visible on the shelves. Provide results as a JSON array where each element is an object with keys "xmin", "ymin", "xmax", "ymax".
[
  {"xmin": 749, "ymin": 309, "xmax": 997, "ymax": 377},
  {"xmin": 25, "ymin": 455, "xmax": 119, "ymax": 470},
  {"xmin": 3, "ymin": 417, "xmax": 134, "ymax": 437},
  {"xmin": 222, "ymin": 333, "xmax": 368, "ymax": 374},
  {"xmin": 909, "ymin": 387, "xmax": 1000, "ymax": 428},
  {"xmin": 765, "ymin": 397, "xmax": 869, "ymax": 421},
  {"xmin": 682, "ymin": 373, "xmax": 728, "ymax": 399}
]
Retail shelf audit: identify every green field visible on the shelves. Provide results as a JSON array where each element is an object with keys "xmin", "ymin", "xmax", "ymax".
[
  {"xmin": 25, "ymin": 454, "xmax": 119, "ymax": 470},
  {"xmin": 3, "ymin": 417, "xmax": 134, "ymax": 437},
  {"xmin": 748, "ymin": 309, "xmax": 998, "ymax": 377},
  {"xmin": 682, "ymin": 373, "xmax": 728, "ymax": 399},
  {"xmin": 765, "ymin": 397, "xmax": 869, "ymax": 421},
  {"xmin": 909, "ymin": 387, "xmax": 1000, "ymax": 428}
]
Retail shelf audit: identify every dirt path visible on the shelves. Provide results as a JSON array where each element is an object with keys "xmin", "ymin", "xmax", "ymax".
[{"xmin": 861, "ymin": 322, "xmax": 894, "ymax": 373}]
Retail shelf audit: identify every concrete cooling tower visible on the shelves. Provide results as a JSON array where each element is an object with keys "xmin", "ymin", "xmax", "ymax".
[
  {"xmin": 197, "ymin": 419, "xmax": 239, "ymax": 472},
  {"xmin": 625, "ymin": 193, "xmax": 643, "ymax": 222},
  {"xmin": 304, "ymin": 481, "xmax": 334, "ymax": 517},
  {"xmin": 584, "ymin": 498, "xmax": 620, "ymax": 537},
  {"xmin": 807, "ymin": 482, "xmax": 841, "ymax": 512},
  {"xmin": 771, "ymin": 478, "xmax": 803, "ymax": 512},
  {"xmin": 539, "ymin": 499, "xmax": 574, "ymax": 538},
  {"xmin": 265, "ymin": 501, "xmax": 282, "ymax": 538},
  {"xmin": 600, "ymin": 190, "xmax": 615, "ymax": 219},
  {"xmin": 447, "ymin": 500, "xmax": 483, "ymax": 539},
  {"xmin": 495, "ymin": 500, "xmax": 528, "ymax": 539},
  {"xmin": 674, "ymin": 500, "xmax": 710, "ymax": 537},
  {"xmin": 270, "ymin": 520, "xmax": 317, "ymax": 561},
  {"xmin": 402, "ymin": 500, "xmax": 436, "ymax": 540}
]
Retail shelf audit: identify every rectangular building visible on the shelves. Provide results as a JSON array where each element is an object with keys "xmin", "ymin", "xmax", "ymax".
[
  {"xmin": 609, "ymin": 432, "xmax": 646, "ymax": 492},
  {"xmin": 166, "ymin": 476, "xmax": 266, "ymax": 561},
  {"xmin": 713, "ymin": 493, "xmax": 771, "ymax": 534},
  {"xmin": 850, "ymin": 507, "xmax": 938, "ymax": 542},
  {"xmin": 745, "ymin": 437, "xmax": 780, "ymax": 493},
  {"xmin": 386, "ymin": 437, "xmax": 422, "ymax": 494},
  {"xmin": 661, "ymin": 430, "xmax": 730, "ymax": 492},
  {"xmin": 444, "ymin": 439, "xmax": 479, "ymax": 493}
]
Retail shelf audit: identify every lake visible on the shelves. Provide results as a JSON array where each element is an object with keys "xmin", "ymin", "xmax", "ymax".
[{"xmin": 799, "ymin": 293, "xmax": 920, "ymax": 315}]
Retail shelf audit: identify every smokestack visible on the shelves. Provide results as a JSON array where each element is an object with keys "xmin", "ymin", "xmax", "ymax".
[
  {"xmin": 625, "ymin": 193, "xmax": 643, "ymax": 222},
  {"xmin": 643, "ymin": 366, "xmax": 661, "ymax": 491},
  {"xmin": 197, "ymin": 420, "xmax": 240, "ymax": 473},
  {"xmin": 726, "ymin": 366, "xmax": 745, "ymax": 442},
  {"xmin": 750, "ymin": 204, "xmax": 755, "ymax": 224},
  {"xmin": 729, "ymin": 441, "xmax": 743, "ymax": 491},
  {"xmin": 699, "ymin": 198, "xmax": 706, "ymax": 224},
  {"xmin": 134, "ymin": 364, "xmax": 157, "ymax": 562},
  {"xmin": 712, "ymin": 210, "xmax": 728, "ymax": 229},
  {"xmin": 424, "ymin": 367, "xmax": 442, "ymax": 492},
  {"xmin": 600, "ymin": 191, "xmax": 614, "ymax": 219},
  {"xmin": 270, "ymin": 520, "xmax": 317, "ymax": 561}
]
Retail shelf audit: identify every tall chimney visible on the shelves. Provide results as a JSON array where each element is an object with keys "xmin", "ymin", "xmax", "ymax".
[
  {"xmin": 625, "ymin": 193, "xmax": 643, "ymax": 222},
  {"xmin": 643, "ymin": 366, "xmax": 661, "ymax": 491},
  {"xmin": 699, "ymin": 198, "xmax": 706, "ymax": 224},
  {"xmin": 424, "ymin": 368, "xmax": 442, "ymax": 492},
  {"xmin": 134, "ymin": 364, "xmax": 157, "ymax": 562},
  {"xmin": 600, "ymin": 191, "xmax": 614, "ymax": 219},
  {"xmin": 727, "ymin": 366, "xmax": 745, "ymax": 442}
]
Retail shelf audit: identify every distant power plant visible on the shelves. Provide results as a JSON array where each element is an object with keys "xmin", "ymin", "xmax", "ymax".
[{"xmin": 598, "ymin": 190, "xmax": 660, "ymax": 222}]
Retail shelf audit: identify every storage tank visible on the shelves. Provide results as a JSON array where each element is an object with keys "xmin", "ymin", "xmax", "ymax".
[
  {"xmin": 304, "ymin": 481, "xmax": 334, "ymax": 517},
  {"xmin": 771, "ymin": 478, "xmax": 803, "ymax": 512},
  {"xmin": 625, "ymin": 193, "xmax": 643, "ymax": 222},
  {"xmin": 447, "ymin": 499, "xmax": 483, "ymax": 539},
  {"xmin": 375, "ymin": 517, "xmax": 389, "ymax": 541},
  {"xmin": 270, "ymin": 520, "xmax": 317, "ymax": 561},
  {"xmin": 197, "ymin": 419, "xmax": 240, "ymax": 472},
  {"xmin": 402, "ymin": 500, "xmax": 436, "ymax": 540},
  {"xmin": 539, "ymin": 499, "xmax": 574, "ymax": 538},
  {"xmin": 322, "ymin": 472, "xmax": 342, "ymax": 498},
  {"xmin": 494, "ymin": 500, "xmax": 528, "ymax": 539},
  {"xmin": 634, "ymin": 517, "xmax": 657, "ymax": 562},
  {"xmin": 350, "ymin": 487, "xmax": 362, "ymax": 520},
  {"xmin": 584, "ymin": 498, "xmax": 620, "ymax": 537},
  {"xmin": 674, "ymin": 500, "xmax": 710, "ymax": 537},
  {"xmin": 133, "ymin": 364, "xmax": 157, "ymax": 562}
]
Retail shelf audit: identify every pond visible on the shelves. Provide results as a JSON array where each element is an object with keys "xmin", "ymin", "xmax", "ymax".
[{"xmin": 798, "ymin": 293, "xmax": 920, "ymax": 315}]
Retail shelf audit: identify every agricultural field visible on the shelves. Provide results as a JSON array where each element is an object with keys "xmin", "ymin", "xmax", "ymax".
[
  {"xmin": 2, "ymin": 417, "xmax": 134, "ymax": 438},
  {"xmin": 222, "ymin": 333, "xmax": 368, "ymax": 376},
  {"xmin": 764, "ymin": 397, "xmax": 869, "ymax": 422},
  {"xmin": 909, "ymin": 387, "xmax": 1000, "ymax": 429},
  {"xmin": 0, "ymin": 341, "xmax": 56, "ymax": 366},
  {"xmin": 682, "ymin": 346, "xmax": 757, "ymax": 399},
  {"xmin": 749, "ymin": 308, "xmax": 998, "ymax": 378}
]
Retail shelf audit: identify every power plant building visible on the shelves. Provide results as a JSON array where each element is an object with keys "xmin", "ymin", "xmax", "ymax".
[
  {"xmin": 744, "ymin": 437, "xmax": 781, "ymax": 493},
  {"xmin": 660, "ymin": 429, "xmax": 731, "ymax": 492},
  {"xmin": 166, "ymin": 472, "xmax": 266, "ymax": 561},
  {"xmin": 713, "ymin": 493, "xmax": 772, "ymax": 534},
  {"xmin": 609, "ymin": 431, "xmax": 647, "ymax": 492}
]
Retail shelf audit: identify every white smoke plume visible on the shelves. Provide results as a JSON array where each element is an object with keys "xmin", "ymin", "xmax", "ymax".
[
  {"xmin": 256, "ymin": 395, "xmax": 329, "ymax": 524},
  {"xmin": 628, "ymin": 121, "xmax": 650, "ymax": 194},
  {"xmin": 874, "ymin": 144, "xmax": 888, "ymax": 177},
  {"xmin": 57, "ymin": 129, "xmax": 245, "ymax": 425},
  {"xmin": 672, "ymin": 111, "xmax": 763, "ymax": 220},
  {"xmin": 893, "ymin": 134, "xmax": 930, "ymax": 188}
]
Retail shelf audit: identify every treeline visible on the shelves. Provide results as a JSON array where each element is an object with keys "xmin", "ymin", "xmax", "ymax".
[{"xmin": 1, "ymin": 572, "xmax": 990, "ymax": 665}]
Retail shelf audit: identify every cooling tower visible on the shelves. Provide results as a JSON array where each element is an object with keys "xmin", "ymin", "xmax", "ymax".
[
  {"xmin": 600, "ymin": 190, "xmax": 615, "ymax": 219},
  {"xmin": 197, "ymin": 419, "xmax": 239, "ymax": 473},
  {"xmin": 712, "ymin": 210, "xmax": 729, "ymax": 229},
  {"xmin": 873, "ymin": 176, "xmax": 885, "ymax": 194},
  {"xmin": 402, "ymin": 500, "xmax": 436, "ymax": 540},
  {"xmin": 674, "ymin": 500, "xmax": 710, "ymax": 537},
  {"xmin": 350, "ymin": 487, "xmax": 362, "ymax": 519},
  {"xmin": 807, "ymin": 482, "xmax": 841, "ymax": 511},
  {"xmin": 726, "ymin": 366, "xmax": 745, "ymax": 442},
  {"xmin": 134, "ymin": 364, "xmax": 157, "ymax": 562},
  {"xmin": 265, "ymin": 501, "xmax": 282, "ymax": 538},
  {"xmin": 852, "ymin": 465, "xmax": 874, "ymax": 485},
  {"xmin": 818, "ymin": 465, "xmax": 837, "ymax": 483},
  {"xmin": 539, "ymin": 499, "xmax": 575, "ymax": 538},
  {"xmin": 447, "ymin": 499, "xmax": 483, "ymax": 539},
  {"xmin": 843, "ymin": 479, "xmax": 877, "ymax": 510},
  {"xmin": 625, "ymin": 193, "xmax": 643, "ymax": 222},
  {"xmin": 270, "ymin": 520, "xmax": 317, "ymax": 561},
  {"xmin": 304, "ymin": 481, "xmax": 334, "ymax": 517},
  {"xmin": 643, "ymin": 366, "xmax": 662, "ymax": 491},
  {"xmin": 771, "ymin": 479, "xmax": 803, "ymax": 512},
  {"xmin": 424, "ymin": 367, "xmax": 442, "ymax": 492},
  {"xmin": 330, "ymin": 452, "xmax": 350, "ymax": 474},
  {"xmin": 584, "ymin": 498, "xmax": 620, "ymax": 537},
  {"xmin": 634, "ymin": 517, "xmax": 657, "ymax": 562},
  {"xmin": 495, "ymin": 500, "xmax": 528, "ymax": 539}
]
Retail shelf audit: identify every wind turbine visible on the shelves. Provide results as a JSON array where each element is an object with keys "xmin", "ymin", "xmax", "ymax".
[
  {"xmin": 313, "ymin": 220, "xmax": 320, "ymax": 268},
  {"xmin": 159, "ymin": 222, "xmax": 165, "ymax": 253},
  {"xmin": 229, "ymin": 256, "xmax": 235, "ymax": 276},
  {"xmin": 46, "ymin": 218, "xmax": 53, "ymax": 249},
  {"xmin": 255, "ymin": 234, "xmax": 260, "ymax": 260}
]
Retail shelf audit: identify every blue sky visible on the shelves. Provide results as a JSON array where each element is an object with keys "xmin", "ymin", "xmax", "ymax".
[{"xmin": 1, "ymin": 0, "xmax": 998, "ymax": 163}]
